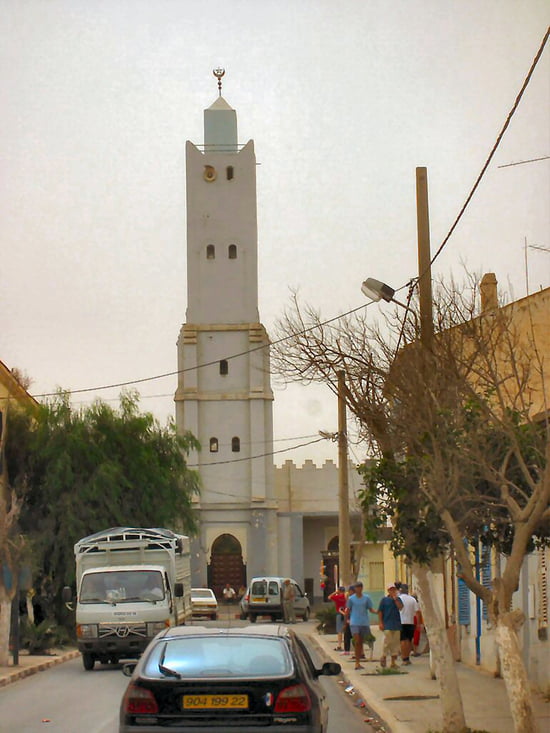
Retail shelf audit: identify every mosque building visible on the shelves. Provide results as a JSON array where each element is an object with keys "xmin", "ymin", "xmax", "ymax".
[{"xmin": 175, "ymin": 71, "xmax": 365, "ymax": 601}]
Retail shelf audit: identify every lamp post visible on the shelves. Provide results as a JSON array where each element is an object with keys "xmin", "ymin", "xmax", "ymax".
[
  {"xmin": 337, "ymin": 371, "xmax": 351, "ymax": 589},
  {"xmin": 361, "ymin": 167, "xmax": 433, "ymax": 346}
]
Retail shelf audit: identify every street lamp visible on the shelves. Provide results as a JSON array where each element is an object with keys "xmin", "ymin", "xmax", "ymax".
[
  {"xmin": 361, "ymin": 277, "xmax": 395, "ymax": 303},
  {"xmin": 361, "ymin": 277, "xmax": 409, "ymax": 310}
]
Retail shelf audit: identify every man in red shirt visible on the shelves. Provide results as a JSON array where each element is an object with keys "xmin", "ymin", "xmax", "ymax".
[{"xmin": 328, "ymin": 585, "xmax": 347, "ymax": 650}]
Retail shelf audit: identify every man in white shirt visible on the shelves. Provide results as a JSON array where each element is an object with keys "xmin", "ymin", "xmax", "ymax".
[
  {"xmin": 398, "ymin": 583, "xmax": 419, "ymax": 665},
  {"xmin": 223, "ymin": 584, "xmax": 236, "ymax": 603}
]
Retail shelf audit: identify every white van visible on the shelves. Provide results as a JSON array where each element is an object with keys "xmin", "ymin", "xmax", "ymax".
[{"xmin": 240, "ymin": 576, "xmax": 310, "ymax": 622}]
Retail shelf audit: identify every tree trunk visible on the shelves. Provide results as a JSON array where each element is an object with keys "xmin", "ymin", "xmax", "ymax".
[
  {"xmin": 0, "ymin": 596, "xmax": 11, "ymax": 667},
  {"xmin": 495, "ymin": 610, "xmax": 538, "ymax": 733},
  {"xmin": 414, "ymin": 564, "xmax": 467, "ymax": 732}
]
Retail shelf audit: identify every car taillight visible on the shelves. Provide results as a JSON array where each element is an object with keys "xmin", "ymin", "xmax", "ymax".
[
  {"xmin": 274, "ymin": 683, "xmax": 311, "ymax": 713},
  {"xmin": 123, "ymin": 683, "xmax": 159, "ymax": 714},
  {"xmin": 245, "ymin": 593, "xmax": 249, "ymax": 602}
]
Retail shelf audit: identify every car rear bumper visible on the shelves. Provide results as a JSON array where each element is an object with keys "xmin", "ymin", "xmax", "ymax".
[
  {"xmin": 120, "ymin": 725, "xmax": 318, "ymax": 733},
  {"xmin": 78, "ymin": 637, "xmax": 150, "ymax": 657},
  {"xmin": 247, "ymin": 603, "xmax": 282, "ymax": 613}
]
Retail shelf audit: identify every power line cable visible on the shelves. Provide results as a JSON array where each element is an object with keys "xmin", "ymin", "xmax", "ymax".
[
  {"xmin": 187, "ymin": 436, "xmax": 325, "ymax": 468},
  {"xmin": 427, "ymin": 25, "xmax": 550, "ymax": 272},
  {"xmin": 498, "ymin": 155, "xmax": 550, "ymax": 168},
  {"xmin": 31, "ymin": 302, "xmax": 371, "ymax": 398}
]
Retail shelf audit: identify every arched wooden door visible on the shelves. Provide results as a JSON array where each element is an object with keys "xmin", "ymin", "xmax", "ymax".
[{"xmin": 208, "ymin": 534, "xmax": 246, "ymax": 600}]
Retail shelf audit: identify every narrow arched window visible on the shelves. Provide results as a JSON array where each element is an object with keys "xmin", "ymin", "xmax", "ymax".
[
  {"xmin": 231, "ymin": 437, "xmax": 240, "ymax": 453},
  {"xmin": 209, "ymin": 437, "xmax": 219, "ymax": 453},
  {"xmin": 206, "ymin": 244, "xmax": 215, "ymax": 260},
  {"xmin": 228, "ymin": 244, "xmax": 237, "ymax": 259},
  {"xmin": 226, "ymin": 166, "xmax": 234, "ymax": 180},
  {"xmin": 219, "ymin": 359, "xmax": 228, "ymax": 375}
]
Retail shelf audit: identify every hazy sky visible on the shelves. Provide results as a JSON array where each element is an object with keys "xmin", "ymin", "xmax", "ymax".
[{"xmin": 2, "ymin": 1, "xmax": 549, "ymax": 467}]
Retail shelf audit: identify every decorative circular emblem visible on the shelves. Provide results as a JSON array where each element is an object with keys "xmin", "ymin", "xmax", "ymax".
[
  {"xmin": 203, "ymin": 165, "xmax": 217, "ymax": 182},
  {"xmin": 116, "ymin": 625, "xmax": 131, "ymax": 638}
]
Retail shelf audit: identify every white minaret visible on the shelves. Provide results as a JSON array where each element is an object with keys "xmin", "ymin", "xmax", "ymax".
[{"xmin": 175, "ymin": 70, "xmax": 276, "ymax": 594}]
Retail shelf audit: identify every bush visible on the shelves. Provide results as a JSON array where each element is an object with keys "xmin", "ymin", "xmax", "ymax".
[
  {"xmin": 20, "ymin": 618, "xmax": 71, "ymax": 654},
  {"xmin": 315, "ymin": 604, "xmax": 337, "ymax": 634}
]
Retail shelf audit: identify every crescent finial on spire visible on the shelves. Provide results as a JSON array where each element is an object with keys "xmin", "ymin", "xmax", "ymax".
[{"xmin": 213, "ymin": 67, "xmax": 225, "ymax": 96}]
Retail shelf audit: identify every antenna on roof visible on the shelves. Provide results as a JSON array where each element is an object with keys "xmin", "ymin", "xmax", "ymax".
[{"xmin": 213, "ymin": 67, "xmax": 225, "ymax": 96}]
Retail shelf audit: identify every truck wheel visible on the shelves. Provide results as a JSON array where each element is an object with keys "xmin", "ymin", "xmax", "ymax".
[
  {"xmin": 302, "ymin": 608, "xmax": 310, "ymax": 621},
  {"xmin": 270, "ymin": 614, "xmax": 278, "ymax": 622},
  {"xmin": 248, "ymin": 614, "xmax": 257, "ymax": 623},
  {"xmin": 82, "ymin": 653, "xmax": 95, "ymax": 671}
]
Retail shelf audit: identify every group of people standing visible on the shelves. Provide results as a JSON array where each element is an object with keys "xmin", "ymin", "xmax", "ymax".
[{"xmin": 329, "ymin": 580, "xmax": 422, "ymax": 671}]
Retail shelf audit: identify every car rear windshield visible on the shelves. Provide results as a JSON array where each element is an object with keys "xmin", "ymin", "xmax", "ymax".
[
  {"xmin": 251, "ymin": 580, "xmax": 280, "ymax": 596},
  {"xmin": 143, "ymin": 636, "xmax": 292, "ymax": 679},
  {"xmin": 192, "ymin": 590, "xmax": 215, "ymax": 599}
]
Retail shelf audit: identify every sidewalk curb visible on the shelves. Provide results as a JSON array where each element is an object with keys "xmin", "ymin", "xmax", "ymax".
[
  {"xmin": 308, "ymin": 633, "xmax": 406, "ymax": 733},
  {"xmin": 0, "ymin": 650, "xmax": 80, "ymax": 688}
]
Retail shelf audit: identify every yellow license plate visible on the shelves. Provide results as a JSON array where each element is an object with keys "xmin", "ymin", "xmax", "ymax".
[
  {"xmin": 183, "ymin": 694, "xmax": 248, "ymax": 710},
  {"xmin": 252, "ymin": 597, "xmax": 265, "ymax": 602}
]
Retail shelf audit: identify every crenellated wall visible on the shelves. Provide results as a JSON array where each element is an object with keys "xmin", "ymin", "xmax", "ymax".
[{"xmin": 273, "ymin": 458, "xmax": 365, "ymax": 514}]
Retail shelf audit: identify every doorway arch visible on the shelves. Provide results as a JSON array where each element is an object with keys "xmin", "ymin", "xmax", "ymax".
[{"xmin": 208, "ymin": 534, "xmax": 246, "ymax": 600}]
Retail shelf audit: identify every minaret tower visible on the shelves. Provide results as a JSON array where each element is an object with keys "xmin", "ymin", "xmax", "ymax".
[{"xmin": 175, "ymin": 70, "xmax": 276, "ymax": 593}]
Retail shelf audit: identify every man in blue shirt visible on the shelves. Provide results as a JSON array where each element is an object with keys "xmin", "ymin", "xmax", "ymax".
[
  {"xmin": 346, "ymin": 581, "xmax": 377, "ymax": 670},
  {"xmin": 378, "ymin": 584, "xmax": 403, "ymax": 668}
]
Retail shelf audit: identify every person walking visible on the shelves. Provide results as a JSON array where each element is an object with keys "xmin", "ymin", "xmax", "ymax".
[
  {"xmin": 378, "ymin": 583, "xmax": 403, "ymax": 668},
  {"xmin": 345, "ymin": 581, "xmax": 377, "ymax": 670},
  {"xmin": 328, "ymin": 585, "xmax": 347, "ymax": 650},
  {"xmin": 342, "ymin": 584, "xmax": 355, "ymax": 655},
  {"xmin": 398, "ymin": 583, "xmax": 419, "ymax": 665},
  {"xmin": 282, "ymin": 579, "xmax": 296, "ymax": 623}
]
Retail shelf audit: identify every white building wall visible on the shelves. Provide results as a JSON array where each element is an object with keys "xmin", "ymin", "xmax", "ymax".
[
  {"xmin": 457, "ymin": 547, "xmax": 550, "ymax": 690},
  {"xmin": 185, "ymin": 140, "xmax": 258, "ymax": 325}
]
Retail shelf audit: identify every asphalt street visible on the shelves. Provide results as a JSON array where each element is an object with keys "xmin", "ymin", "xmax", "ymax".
[{"xmin": 0, "ymin": 616, "xmax": 378, "ymax": 733}]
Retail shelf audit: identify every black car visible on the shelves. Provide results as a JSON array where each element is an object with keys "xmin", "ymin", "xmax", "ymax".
[{"xmin": 119, "ymin": 624, "xmax": 341, "ymax": 732}]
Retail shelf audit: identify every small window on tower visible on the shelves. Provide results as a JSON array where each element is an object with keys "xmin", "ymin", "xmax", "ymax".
[
  {"xmin": 209, "ymin": 437, "xmax": 219, "ymax": 453},
  {"xmin": 231, "ymin": 437, "xmax": 240, "ymax": 453},
  {"xmin": 226, "ymin": 166, "xmax": 234, "ymax": 180},
  {"xmin": 206, "ymin": 244, "xmax": 215, "ymax": 260},
  {"xmin": 228, "ymin": 244, "xmax": 237, "ymax": 259},
  {"xmin": 219, "ymin": 359, "xmax": 228, "ymax": 375}
]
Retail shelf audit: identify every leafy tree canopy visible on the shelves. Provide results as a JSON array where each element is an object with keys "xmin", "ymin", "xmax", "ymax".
[{"xmin": 6, "ymin": 390, "xmax": 200, "ymax": 621}]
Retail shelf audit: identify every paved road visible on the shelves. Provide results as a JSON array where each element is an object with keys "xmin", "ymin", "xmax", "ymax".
[{"xmin": 0, "ymin": 617, "xmax": 376, "ymax": 733}]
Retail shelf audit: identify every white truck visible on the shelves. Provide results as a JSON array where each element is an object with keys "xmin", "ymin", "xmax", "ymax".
[{"xmin": 63, "ymin": 527, "xmax": 192, "ymax": 671}]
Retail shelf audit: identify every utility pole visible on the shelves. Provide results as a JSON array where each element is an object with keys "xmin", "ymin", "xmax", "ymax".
[
  {"xmin": 416, "ymin": 166, "xmax": 434, "ymax": 348},
  {"xmin": 337, "ymin": 370, "xmax": 351, "ymax": 587}
]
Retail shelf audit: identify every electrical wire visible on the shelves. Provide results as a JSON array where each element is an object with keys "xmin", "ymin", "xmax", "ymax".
[
  {"xmin": 497, "ymin": 155, "xmax": 550, "ymax": 168},
  {"xmin": 31, "ymin": 302, "xmax": 371, "ymax": 398},
  {"xmin": 187, "ymin": 436, "xmax": 326, "ymax": 468},
  {"xmin": 428, "ymin": 25, "xmax": 550, "ymax": 272}
]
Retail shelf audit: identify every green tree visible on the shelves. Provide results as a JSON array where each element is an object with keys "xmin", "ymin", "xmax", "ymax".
[{"xmin": 6, "ymin": 390, "xmax": 200, "ymax": 626}]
